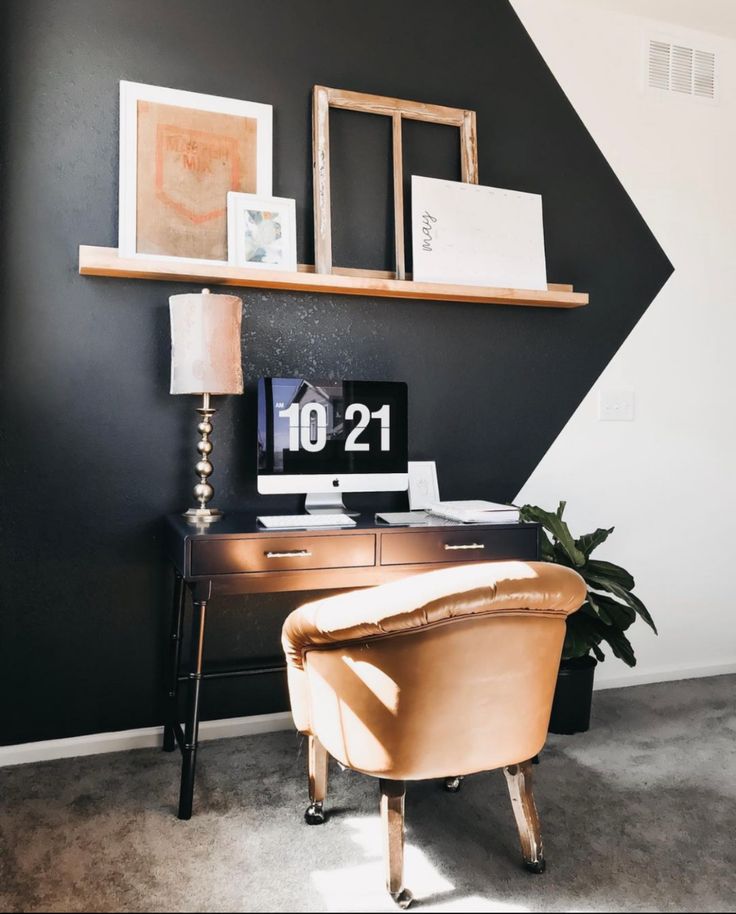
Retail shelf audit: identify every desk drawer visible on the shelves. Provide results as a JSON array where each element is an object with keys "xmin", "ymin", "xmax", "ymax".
[
  {"xmin": 190, "ymin": 533, "xmax": 376, "ymax": 576},
  {"xmin": 380, "ymin": 526, "xmax": 538, "ymax": 567}
]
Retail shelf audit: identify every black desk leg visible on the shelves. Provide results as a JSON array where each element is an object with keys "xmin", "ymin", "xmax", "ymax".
[
  {"xmin": 163, "ymin": 572, "xmax": 186, "ymax": 753},
  {"xmin": 178, "ymin": 598, "xmax": 208, "ymax": 820}
]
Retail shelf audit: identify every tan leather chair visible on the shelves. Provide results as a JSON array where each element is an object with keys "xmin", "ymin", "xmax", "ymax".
[{"xmin": 282, "ymin": 560, "xmax": 586, "ymax": 908}]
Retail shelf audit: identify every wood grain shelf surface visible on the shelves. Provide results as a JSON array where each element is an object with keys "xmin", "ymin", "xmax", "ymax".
[{"xmin": 78, "ymin": 245, "xmax": 589, "ymax": 309}]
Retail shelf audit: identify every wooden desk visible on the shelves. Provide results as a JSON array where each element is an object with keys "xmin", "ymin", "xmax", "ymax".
[{"xmin": 163, "ymin": 513, "xmax": 540, "ymax": 819}]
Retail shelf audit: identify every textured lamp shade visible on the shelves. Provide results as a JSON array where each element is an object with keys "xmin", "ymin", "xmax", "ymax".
[{"xmin": 169, "ymin": 290, "xmax": 244, "ymax": 395}]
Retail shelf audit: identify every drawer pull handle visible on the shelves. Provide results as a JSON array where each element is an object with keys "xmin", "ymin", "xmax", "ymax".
[
  {"xmin": 444, "ymin": 543, "xmax": 486, "ymax": 551},
  {"xmin": 265, "ymin": 550, "xmax": 313, "ymax": 558}
]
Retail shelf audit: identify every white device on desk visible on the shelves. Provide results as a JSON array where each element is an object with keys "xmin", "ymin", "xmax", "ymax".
[
  {"xmin": 375, "ymin": 511, "xmax": 467, "ymax": 526},
  {"xmin": 427, "ymin": 500, "xmax": 520, "ymax": 523},
  {"xmin": 257, "ymin": 377, "xmax": 408, "ymax": 515},
  {"xmin": 257, "ymin": 514, "xmax": 356, "ymax": 530}
]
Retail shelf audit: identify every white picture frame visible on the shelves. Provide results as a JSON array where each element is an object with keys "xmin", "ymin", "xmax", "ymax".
[
  {"xmin": 227, "ymin": 192, "xmax": 297, "ymax": 272},
  {"xmin": 411, "ymin": 175, "xmax": 547, "ymax": 290},
  {"xmin": 408, "ymin": 461, "xmax": 440, "ymax": 511},
  {"xmin": 119, "ymin": 80, "xmax": 272, "ymax": 264}
]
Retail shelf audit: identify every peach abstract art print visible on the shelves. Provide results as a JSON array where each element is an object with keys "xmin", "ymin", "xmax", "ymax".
[{"xmin": 136, "ymin": 101, "xmax": 258, "ymax": 260}]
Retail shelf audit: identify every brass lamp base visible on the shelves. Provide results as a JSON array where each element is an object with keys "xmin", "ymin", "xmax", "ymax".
[
  {"xmin": 183, "ymin": 507, "xmax": 222, "ymax": 522},
  {"xmin": 183, "ymin": 392, "xmax": 224, "ymax": 524}
]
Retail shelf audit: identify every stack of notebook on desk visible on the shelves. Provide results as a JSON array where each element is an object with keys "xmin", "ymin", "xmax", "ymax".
[{"xmin": 425, "ymin": 500, "xmax": 520, "ymax": 524}]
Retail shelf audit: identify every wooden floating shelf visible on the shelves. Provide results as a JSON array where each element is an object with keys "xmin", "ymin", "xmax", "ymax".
[{"xmin": 78, "ymin": 245, "xmax": 589, "ymax": 309}]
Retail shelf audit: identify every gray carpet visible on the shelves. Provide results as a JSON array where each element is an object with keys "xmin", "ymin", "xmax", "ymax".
[{"xmin": 1, "ymin": 675, "xmax": 734, "ymax": 913}]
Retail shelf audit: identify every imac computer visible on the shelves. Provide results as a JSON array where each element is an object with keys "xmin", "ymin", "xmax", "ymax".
[{"xmin": 257, "ymin": 377, "xmax": 408, "ymax": 514}]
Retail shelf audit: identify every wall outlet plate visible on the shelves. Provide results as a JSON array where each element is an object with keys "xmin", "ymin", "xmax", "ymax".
[{"xmin": 599, "ymin": 389, "xmax": 635, "ymax": 421}]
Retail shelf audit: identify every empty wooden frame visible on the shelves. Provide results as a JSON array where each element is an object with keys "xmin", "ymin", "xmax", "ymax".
[{"xmin": 312, "ymin": 85, "xmax": 478, "ymax": 279}]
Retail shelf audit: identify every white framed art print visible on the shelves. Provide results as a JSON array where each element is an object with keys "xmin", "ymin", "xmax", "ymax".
[
  {"xmin": 119, "ymin": 81, "xmax": 272, "ymax": 264},
  {"xmin": 227, "ymin": 193, "xmax": 297, "ymax": 271},
  {"xmin": 408, "ymin": 461, "xmax": 440, "ymax": 511}
]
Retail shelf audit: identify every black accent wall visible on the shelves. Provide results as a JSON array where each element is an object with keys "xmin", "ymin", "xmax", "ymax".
[{"xmin": 1, "ymin": 0, "xmax": 672, "ymax": 745}]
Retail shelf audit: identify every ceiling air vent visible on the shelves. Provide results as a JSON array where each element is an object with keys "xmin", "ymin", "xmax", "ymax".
[{"xmin": 648, "ymin": 39, "xmax": 716, "ymax": 100}]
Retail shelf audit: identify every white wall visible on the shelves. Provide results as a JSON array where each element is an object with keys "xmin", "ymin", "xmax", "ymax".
[{"xmin": 511, "ymin": 0, "xmax": 736, "ymax": 688}]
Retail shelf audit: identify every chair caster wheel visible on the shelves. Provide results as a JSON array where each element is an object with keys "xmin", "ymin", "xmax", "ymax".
[
  {"xmin": 443, "ymin": 776, "xmax": 463, "ymax": 793},
  {"xmin": 304, "ymin": 802, "xmax": 326, "ymax": 825},
  {"xmin": 524, "ymin": 858, "xmax": 546, "ymax": 874},
  {"xmin": 390, "ymin": 888, "xmax": 413, "ymax": 909}
]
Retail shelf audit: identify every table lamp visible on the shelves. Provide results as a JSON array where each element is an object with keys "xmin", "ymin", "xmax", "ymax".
[{"xmin": 169, "ymin": 288, "xmax": 243, "ymax": 522}]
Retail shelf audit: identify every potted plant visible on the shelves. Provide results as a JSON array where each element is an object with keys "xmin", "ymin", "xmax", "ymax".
[{"xmin": 519, "ymin": 501, "xmax": 657, "ymax": 734}]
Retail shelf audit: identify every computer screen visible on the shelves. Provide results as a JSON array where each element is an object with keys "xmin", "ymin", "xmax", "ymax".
[{"xmin": 257, "ymin": 378, "xmax": 408, "ymax": 484}]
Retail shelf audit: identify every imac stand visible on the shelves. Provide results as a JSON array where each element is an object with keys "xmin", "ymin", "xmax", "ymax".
[{"xmin": 305, "ymin": 492, "xmax": 359, "ymax": 517}]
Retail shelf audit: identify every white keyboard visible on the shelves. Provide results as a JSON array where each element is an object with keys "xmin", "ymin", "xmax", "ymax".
[{"xmin": 257, "ymin": 514, "xmax": 356, "ymax": 530}]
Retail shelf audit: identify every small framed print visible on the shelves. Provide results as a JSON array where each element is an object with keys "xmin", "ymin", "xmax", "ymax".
[
  {"xmin": 408, "ymin": 461, "xmax": 440, "ymax": 510},
  {"xmin": 227, "ymin": 192, "xmax": 297, "ymax": 271},
  {"xmin": 119, "ymin": 81, "xmax": 272, "ymax": 264}
]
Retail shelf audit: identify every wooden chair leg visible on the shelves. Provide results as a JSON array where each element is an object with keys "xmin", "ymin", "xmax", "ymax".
[
  {"xmin": 379, "ymin": 779, "xmax": 413, "ymax": 909},
  {"xmin": 305, "ymin": 734, "xmax": 329, "ymax": 825},
  {"xmin": 503, "ymin": 760, "xmax": 546, "ymax": 874}
]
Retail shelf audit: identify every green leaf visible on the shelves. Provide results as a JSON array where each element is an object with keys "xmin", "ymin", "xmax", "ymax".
[
  {"xmin": 586, "ymin": 576, "xmax": 658, "ymax": 634},
  {"xmin": 590, "ymin": 592, "xmax": 636, "ymax": 629},
  {"xmin": 556, "ymin": 501, "xmax": 567, "ymax": 519},
  {"xmin": 519, "ymin": 504, "xmax": 585, "ymax": 567},
  {"xmin": 552, "ymin": 541, "xmax": 576, "ymax": 568},
  {"xmin": 537, "ymin": 527, "xmax": 556, "ymax": 562},
  {"xmin": 570, "ymin": 605, "xmax": 636, "ymax": 665},
  {"xmin": 587, "ymin": 592, "xmax": 614, "ymax": 625},
  {"xmin": 585, "ymin": 559, "xmax": 635, "ymax": 591},
  {"xmin": 618, "ymin": 588, "xmax": 657, "ymax": 635},
  {"xmin": 580, "ymin": 600, "xmax": 603, "ymax": 624},
  {"xmin": 562, "ymin": 613, "xmax": 601, "ymax": 660},
  {"xmin": 576, "ymin": 527, "xmax": 614, "ymax": 558},
  {"xmin": 597, "ymin": 625, "xmax": 637, "ymax": 667}
]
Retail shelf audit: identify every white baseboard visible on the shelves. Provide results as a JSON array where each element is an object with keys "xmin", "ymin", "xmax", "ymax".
[
  {"xmin": 0, "ymin": 711, "xmax": 295, "ymax": 769},
  {"xmin": 2, "ymin": 661, "xmax": 734, "ymax": 768},
  {"xmin": 594, "ymin": 660, "xmax": 736, "ymax": 691}
]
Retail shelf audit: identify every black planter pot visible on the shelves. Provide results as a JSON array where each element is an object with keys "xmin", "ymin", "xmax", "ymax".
[{"xmin": 548, "ymin": 656, "xmax": 597, "ymax": 735}]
